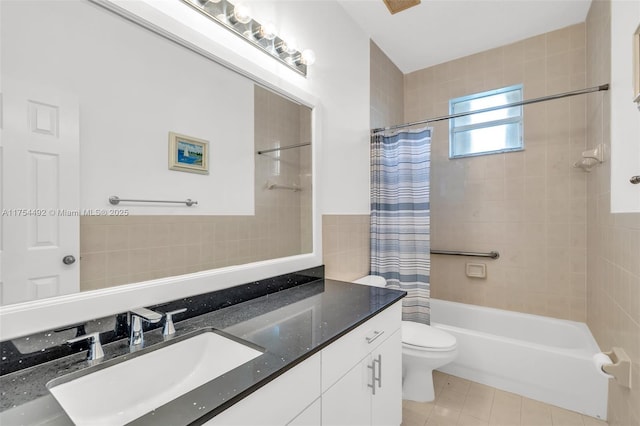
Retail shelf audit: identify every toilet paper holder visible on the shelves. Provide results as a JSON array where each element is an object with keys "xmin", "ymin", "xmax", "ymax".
[{"xmin": 602, "ymin": 347, "xmax": 632, "ymax": 388}]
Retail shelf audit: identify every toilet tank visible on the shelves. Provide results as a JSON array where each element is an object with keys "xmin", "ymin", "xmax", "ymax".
[{"xmin": 353, "ymin": 275, "xmax": 387, "ymax": 288}]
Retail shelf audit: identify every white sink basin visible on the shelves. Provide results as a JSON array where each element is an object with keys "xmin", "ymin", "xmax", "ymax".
[{"xmin": 48, "ymin": 331, "xmax": 262, "ymax": 426}]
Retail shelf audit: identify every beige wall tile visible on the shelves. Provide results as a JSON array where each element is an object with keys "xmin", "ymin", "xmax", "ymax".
[
  {"xmin": 79, "ymin": 252, "xmax": 106, "ymax": 288},
  {"xmin": 404, "ymin": 23, "xmax": 589, "ymax": 321},
  {"xmin": 322, "ymin": 214, "xmax": 370, "ymax": 282},
  {"xmin": 80, "ymin": 224, "xmax": 107, "ymax": 253},
  {"xmin": 371, "ymin": 40, "xmax": 404, "ymax": 129}
]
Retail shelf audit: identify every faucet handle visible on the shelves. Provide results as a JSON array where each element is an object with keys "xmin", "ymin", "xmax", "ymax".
[
  {"xmin": 162, "ymin": 308, "xmax": 187, "ymax": 337},
  {"xmin": 67, "ymin": 332, "xmax": 105, "ymax": 361},
  {"xmin": 129, "ymin": 307, "xmax": 162, "ymax": 323}
]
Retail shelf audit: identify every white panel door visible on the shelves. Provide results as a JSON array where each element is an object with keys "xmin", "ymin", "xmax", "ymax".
[{"xmin": 1, "ymin": 80, "xmax": 80, "ymax": 304}]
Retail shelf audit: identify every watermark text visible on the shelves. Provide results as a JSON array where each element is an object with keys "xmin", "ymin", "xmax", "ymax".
[{"xmin": 1, "ymin": 208, "xmax": 130, "ymax": 217}]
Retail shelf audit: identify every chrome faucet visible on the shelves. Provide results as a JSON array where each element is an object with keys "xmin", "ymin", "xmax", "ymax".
[
  {"xmin": 67, "ymin": 332, "xmax": 104, "ymax": 361},
  {"xmin": 129, "ymin": 308, "xmax": 162, "ymax": 347}
]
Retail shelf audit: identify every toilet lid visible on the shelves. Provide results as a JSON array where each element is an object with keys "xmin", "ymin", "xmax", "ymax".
[{"xmin": 402, "ymin": 321, "xmax": 457, "ymax": 350}]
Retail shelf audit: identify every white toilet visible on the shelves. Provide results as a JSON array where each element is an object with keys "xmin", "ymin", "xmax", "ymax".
[{"xmin": 353, "ymin": 275, "xmax": 458, "ymax": 402}]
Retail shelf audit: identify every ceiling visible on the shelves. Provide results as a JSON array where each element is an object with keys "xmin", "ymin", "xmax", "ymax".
[{"xmin": 336, "ymin": 0, "xmax": 592, "ymax": 74}]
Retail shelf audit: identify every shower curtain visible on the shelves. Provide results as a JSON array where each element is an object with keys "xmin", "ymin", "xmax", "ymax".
[{"xmin": 370, "ymin": 127, "xmax": 432, "ymax": 324}]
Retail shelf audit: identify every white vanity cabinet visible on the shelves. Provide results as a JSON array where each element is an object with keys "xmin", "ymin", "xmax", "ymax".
[
  {"xmin": 204, "ymin": 353, "xmax": 321, "ymax": 426},
  {"xmin": 203, "ymin": 301, "xmax": 402, "ymax": 426},
  {"xmin": 287, "ymin": 398, "xmax": 321, "ymax": 426},
  {"xmin": 321, "ymin": 332, "xmax": 402, "ymax": 426},
  {"xmin": 321, "ymin": 303, "xmax": 402, "ymax": 426}
]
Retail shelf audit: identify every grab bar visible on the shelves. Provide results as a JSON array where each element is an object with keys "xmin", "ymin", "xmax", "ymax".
[
  {"xmin": 430, "ymin": 249, "xmax": 500, "ymax": 259},
  {"xmin": 109, "ymin": 196, "xmax": 198, "ymax": 207}
]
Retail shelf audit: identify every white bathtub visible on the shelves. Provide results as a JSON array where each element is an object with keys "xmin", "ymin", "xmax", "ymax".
[{"xmin": 430, "ymin": 298, "xmax": 608, "ymax": 420}]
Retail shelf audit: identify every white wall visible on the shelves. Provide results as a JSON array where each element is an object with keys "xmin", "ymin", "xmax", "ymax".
[
  {"xmin": 610, "ymin": 0, "xmax": 640, "ymax": 212},
  {"xmin": 2, "ymin": 0, "xmax": 255, "ymax": 215},
  {"xmin": 284, "ymin": 3, "xmax": 371, "ymax": 215}
]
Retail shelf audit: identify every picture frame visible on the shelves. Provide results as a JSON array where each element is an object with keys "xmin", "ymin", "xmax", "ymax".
[
  {"xmin": 634, "ymin": 23, "xmax": 640, "ymax": 107},
  {"xmin": 168, "ymin": 131, "xmax": 209, "ymax": 175}
]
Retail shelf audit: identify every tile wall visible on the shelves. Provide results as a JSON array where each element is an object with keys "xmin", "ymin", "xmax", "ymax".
[
  {"xmin": 585, "ymin": 0, "xmax": 640, "ymax": 424},
  {"xmin": 322, "ymin": 215, "xmax": 370, "ymax": 282},
  {"xmin": 80, "ymin": 86, "xmax": 312, "ymax": 291},
  {"xmin": 405, "ymin": 24, "xmax": 589, "ymax": 321},
  {"xmin": 370, "ymin": 41, "xmax": 405, "ymax": 129}
]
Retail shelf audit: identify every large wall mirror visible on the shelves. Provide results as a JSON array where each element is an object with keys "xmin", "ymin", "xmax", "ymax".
[{"xmin": 0, "ymin": 0, "xmax": 314, "ymax": 309}]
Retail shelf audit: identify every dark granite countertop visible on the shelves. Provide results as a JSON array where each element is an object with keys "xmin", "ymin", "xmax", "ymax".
[{"xmin": 0, "ymin": 279, "xmax": 405, "ymax": 426}]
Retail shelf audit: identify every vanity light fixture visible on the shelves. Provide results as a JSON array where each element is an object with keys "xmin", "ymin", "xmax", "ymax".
[
  {"xmin": 183, "ymin": 0, "xmax": 315, "ymax": 76},
  {"xmin": 228, "ymin": 2, "xmax": 252, "ymax": 25},
  {"xmin": 299, "ymin": 49, "xmax": 316, "ymax": 66}
]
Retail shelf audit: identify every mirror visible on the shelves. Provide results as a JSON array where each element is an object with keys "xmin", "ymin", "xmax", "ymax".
[{"xmin": 0, "ymin": 0, "xmax": 313, "ymax": 306}]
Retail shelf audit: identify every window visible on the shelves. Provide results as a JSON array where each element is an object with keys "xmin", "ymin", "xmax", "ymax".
[{"xmin": 449, "ymin": 84, "xmax": 523, "ymax": 158}]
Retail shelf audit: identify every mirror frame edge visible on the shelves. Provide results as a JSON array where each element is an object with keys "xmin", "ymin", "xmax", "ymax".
[{"xmin": 0, "ymin": 0, "xmax": 323, "ymax": 340}]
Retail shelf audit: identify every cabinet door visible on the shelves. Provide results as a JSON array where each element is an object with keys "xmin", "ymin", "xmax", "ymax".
[
  {"xmin": 371, "ymin": 330, "xmax": 402, "ymax": 426},
  {"xmin": 204, "ymin": 353, "xmax": 320, "ymax": 426},
  {"xmin": 287, "ymin": 398, "xmax": 321, "ymax": 426},
  {"xmin": 322, "ymin": 358, "xmax": 371, "ymax": 426}
]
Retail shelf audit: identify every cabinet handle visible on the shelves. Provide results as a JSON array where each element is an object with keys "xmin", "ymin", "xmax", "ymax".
[
  {"xmin": 367, "ymin": 361, "xmax": 376, "ymax": 395},
  {"xmin": 368, "ymin": 354, "xmax": 383, "ymax": 396},
  {"xmin": 365, "ymin": 330, "xmax": 384, "ymax": 344},
  {"xmin": 375, "ymin": 354, "xmax": 382, "ymax": 389}
]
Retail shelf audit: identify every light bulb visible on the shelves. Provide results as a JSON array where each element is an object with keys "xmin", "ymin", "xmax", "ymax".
[
  {"xmin": 300, "ymin": 49, "xmax": 316, "ymax": 66},
  {"xmin": 259, "ymin": 21, "xmax": 277, "ymax": 41},
  {"xmin": 284, "ymin": 38, "xmax": 298, "ymax": 55},
  {"xmin": 232, "ymin": 2, "xmax": 252, "ymax": 24}
]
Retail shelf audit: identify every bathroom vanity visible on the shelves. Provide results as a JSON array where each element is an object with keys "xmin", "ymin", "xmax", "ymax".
[
  {"xmin": 207, "ymin": 298, "xmax": 401, "ymax": 426},
  {"xmin": 0, "ymin": 273, "xmax": 405, "ymax": 425}
]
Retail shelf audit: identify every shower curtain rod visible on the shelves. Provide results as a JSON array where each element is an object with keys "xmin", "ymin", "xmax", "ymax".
[{"xmin": 371, "ymin": 84, "xmax": 609, "ymax": 135}]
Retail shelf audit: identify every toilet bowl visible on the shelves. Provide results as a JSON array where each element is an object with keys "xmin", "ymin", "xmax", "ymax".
[
  {"xmin": 353, "ymin": 275, "xmax": 458, "ymax": 402},
  {"xmin": 402, "ymin": 321, "xmax": 458, "ymax": 401}
]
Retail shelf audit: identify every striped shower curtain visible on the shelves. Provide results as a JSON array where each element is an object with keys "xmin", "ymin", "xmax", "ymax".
[{"xmin": 370, "ymin": 127, "xmax": 431, "ymax": 324}]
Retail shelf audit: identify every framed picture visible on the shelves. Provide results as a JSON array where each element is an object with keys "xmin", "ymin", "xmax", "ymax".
[
  {"xmin": 168, "ymin": 132, "xmax": 209, "ymax": 175},
  {"xmin": 634, "ymin": 23, "xmax": 640, "ymax": 106}
]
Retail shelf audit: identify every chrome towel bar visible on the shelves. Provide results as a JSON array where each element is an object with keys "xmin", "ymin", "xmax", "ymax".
[
  {"xmin": 257, "ymin": 142, "xmax": 310, "ymax": 155},
  {"xmin": 430, "ymin": 249, "xmax": 500, "ymax": 259},
  {"xmin": 266, "ymin": 183, "xmax": 301, "ymax": 192},
  {"xmin": 109, "ymin": 196, "xmax": 198, "ymax": 207}
]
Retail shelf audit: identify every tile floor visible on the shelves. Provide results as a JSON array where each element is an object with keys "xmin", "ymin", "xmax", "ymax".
[{"xmin": 402, "ymin": 371, "xmax": 608, "ymax": 426}]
